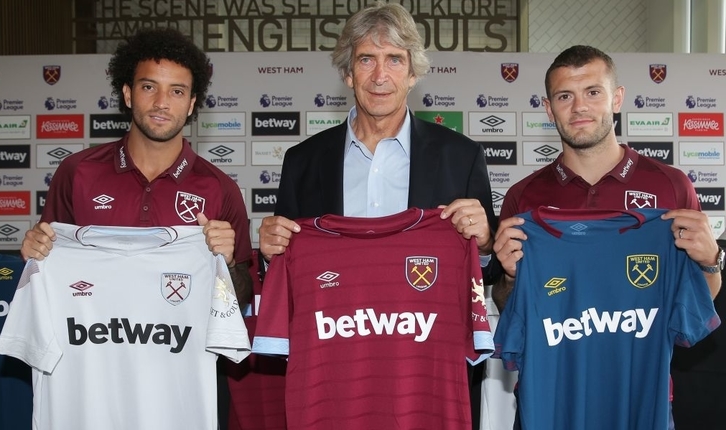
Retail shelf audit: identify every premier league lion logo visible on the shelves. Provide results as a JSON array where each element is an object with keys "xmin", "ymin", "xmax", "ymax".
[
  {"xmin": 634, "ymin": 95, "xmax": 645, "ymax": 108},
  {"xmin": 205, "ymin": 95, "xmax": 216, "ymax": 108},
  {"xmin": 476, "ymin": 95, "xmax": 487, "ymax": 108},
  {"xmin": 259, "ymin": 94, "xmax": 271, "ymax": 107},
  {"xmin": 686, "ymin": 95, "xmax": 696, "ymax": 109},
  {"xmin": 98, "ymin": 96, "xmax": 109, "ymax": 110},
  {"xmin": 314, "ymin": 94, "xmax": 325, "ymax": 107},
  {"xmin": 259, "ymin": 170, "xmax": 271, "ymax": 184},
  {"xmin": 529, "ymin": 95, "xmax": 541, "ymax": 108},
  {"xmin": 422, "ymin": 94, "xmax": 434, "ymax": 107},
  {"xmin": 44, "ymin": 97, "xmax": 55, "ymax": 110}
]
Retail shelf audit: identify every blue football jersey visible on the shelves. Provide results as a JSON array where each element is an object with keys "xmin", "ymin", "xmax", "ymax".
[{"xmin": 494, "ymin": 207, "xmax": 720, "ymax": 430}]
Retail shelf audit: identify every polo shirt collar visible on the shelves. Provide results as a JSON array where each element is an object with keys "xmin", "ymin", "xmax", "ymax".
[
  {"xmin": 344, "ymin": 106, "xmax": 412, "ymax": 157},
  {"xmin": 114, "ymin": 135, "xmax": 197, "ymax": 184},
  {"xmin": 550, "ymin": 143, "xmax": 640, "ymax": 185}
]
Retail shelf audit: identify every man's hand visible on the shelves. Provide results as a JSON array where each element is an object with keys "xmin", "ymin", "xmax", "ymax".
[
  {"xmin": 197, "ymin": 213, "xmax": 235, "ymax": 267},
  {"xmin": 21, "ymin": 222, "xmax": 56, "ymax": 261},
  {"xmin": 662, "ymin": 208, "xmax": 721, "ymax": 298},
  {"xmin": 259, "ymin": 215, "xmax": 300, "ymax": 262},
  {"xmin": 492, "ymin": 216, "xmax": 527, "ymax": 278},
  {"xmin": 439, "ymin": 198, "xmax": 493, "ymax": 253}
]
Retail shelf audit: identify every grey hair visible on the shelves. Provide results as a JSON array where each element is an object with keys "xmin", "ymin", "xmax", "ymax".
[{"xmin": 331, "ymin": 1, "xmax": 430, "ymax": 82}]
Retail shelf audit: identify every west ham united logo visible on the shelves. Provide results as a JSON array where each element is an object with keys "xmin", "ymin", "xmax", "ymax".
[
  {"xmin": 406, "ymin": 256, "xmax": 438, "ymax": 291},
  {"xmin": 627, "ymin": 255, "xmax": 659, "ymax": 288},
  {"xmin": 624, "ymin": 190, "xmax": 657, "ymax": 209},
  {"xmin": 501, "ymin": 63, "xmax": 519, "ymax": 83},
  {"xmin": 175, "ymin": 191, "xmax": 205, "ymax": 223},
  {"xmin": 43, "ymin": 65, "xmax": 61, "ymax": 85},
  {"xmin": 162, "ymin": 273, "xmax": 191, "ymax": 305},
  {"xmin": 649, "ymin": 64, "xmax": 667, "ymax": 84}
]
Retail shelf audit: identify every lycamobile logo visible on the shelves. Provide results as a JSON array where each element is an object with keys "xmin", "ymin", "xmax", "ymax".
[{"xmin": 202, "ymin": 120, "xmax": 241, "ymax": 129}]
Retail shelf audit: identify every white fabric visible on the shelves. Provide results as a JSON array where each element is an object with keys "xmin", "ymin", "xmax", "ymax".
[{"xmin": 0, "ymin": 223, "xmax": 250, "ymax": 430}]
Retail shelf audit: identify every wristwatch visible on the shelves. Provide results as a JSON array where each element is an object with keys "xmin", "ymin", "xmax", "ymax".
[{"xmin": 699, "ymin": 247, "xmax": 726, "ymax": 274}]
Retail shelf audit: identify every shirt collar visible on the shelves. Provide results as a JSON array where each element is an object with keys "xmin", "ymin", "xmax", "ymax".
[
  {"xmin": 114, "ymin": 134, "xmax": 197, "ymax": 184},
  {"xmin": 551, "ymin": 143, "xmax": 639, "ymax": 185},
  {"xmin": 344, "ymin": 106, "xmax": 412, "ymax": 157}
]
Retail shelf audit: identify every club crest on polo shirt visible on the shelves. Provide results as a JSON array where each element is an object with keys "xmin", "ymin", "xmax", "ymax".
[
  {"xmin": 625, "ymin": 190, "xmax": 657, "ymax": 209},
  {"xmin": 175, "ymin": 191, "xmax": 205, "ymax": 222},
  {"xmin": 627, "ymin": 254, "xmax": 659, "ymax": 288},
  {"xmin": 406, "ymin": 256, "xmax": 438, "ymax": 291},
  {"xmin": 161, "ymin": 273, "xmax": 191, "ymax": 305}
]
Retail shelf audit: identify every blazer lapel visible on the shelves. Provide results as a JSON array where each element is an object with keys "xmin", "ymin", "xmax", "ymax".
[
  {"xmin": 408, "ymin": 114, "xmax": 440, "ymax": 209},
  {"xmin": 320, "ymin": 123, "xmax": 347, "ymax": 215}
]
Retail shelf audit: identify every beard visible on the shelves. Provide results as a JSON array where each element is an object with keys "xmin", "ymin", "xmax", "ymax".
[
  {"xmin": 556, "ymin": 114, "xmax": 614, "ymax": 150},
  {"xmin": 131, "ymin": 109, "xmax": 187, "ymax": 143}
]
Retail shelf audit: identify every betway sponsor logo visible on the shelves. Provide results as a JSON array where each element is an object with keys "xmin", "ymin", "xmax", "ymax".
[
  {"xmin": 67, "ymin": 317, "xmax": 191, "ymax": 353},
  {"xmin": 36, "ymin": 114, "xmax": 84, "ymax": 139},
  {"xmin": 543, "ymin": 307, "xmax": 658, "ymax": 346},
  {"xmin": 315, "ymin": 309, "xmax": 437, "ymax": 343},
  {"xmin": 0, "ymin": 145, "xmax": 30, "ymax": 168},
  {"xmin": 90, "ymin": 114, "xmax": 131, "ymax": 138},
  {"xmin": 627, "ymin": 142, "xmax": 673, "ymax": 164},
  {"xmin": 251, "ymin": 188, "xmax": 278, "ymax": 212},
  {"xmin": 678, "ymin": 112, "xmax": 724, "ymax": 137},
  {"xmin": 696, "ymin": 187, "xmax": 725, "ymax": 210},
  {"xmin": 480, "ymin": 141, "xmax": 516, "ymax": 165},
  {"xmin": 251, "ymin": 112, "xmax": 300, "ymax": 136}
]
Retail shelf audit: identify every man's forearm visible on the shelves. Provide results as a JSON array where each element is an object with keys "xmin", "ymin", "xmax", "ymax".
[
  {"xmin": 229, "ymin": 261, "xmax": 253, "ymax": 308},
  {"xmin": 704, "ymin": 271, "xmax": 722, "ymax": 300}
]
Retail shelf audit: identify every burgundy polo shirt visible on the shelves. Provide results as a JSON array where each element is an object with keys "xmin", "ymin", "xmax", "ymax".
[
  {"xmin": 501, "ymin": 144, "xmax": 700, "ymax": 219},
  {"xmin": 42, "ymin": 135, "xmax": 251, "ymax": 265}
]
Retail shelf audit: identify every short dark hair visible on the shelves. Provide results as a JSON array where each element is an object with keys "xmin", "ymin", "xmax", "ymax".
[
  {"xmin": 544, "ymin": 45, "xmax": 618, "ymax": 99},
  {"xmin": 108, "ymin": 28, "xmax": 211, "ymax": 124}
]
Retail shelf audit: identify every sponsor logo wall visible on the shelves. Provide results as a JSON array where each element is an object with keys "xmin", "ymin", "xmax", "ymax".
[{"xmin": 1, "ymin": 52, "xmax": 725, "ymax": 249}]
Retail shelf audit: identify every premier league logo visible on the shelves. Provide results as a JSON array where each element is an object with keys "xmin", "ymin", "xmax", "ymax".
[
  {"xmin": 314, "ymin": 94, "xmax": 325, "ymax": 107},
  {"xmin": 205, "ymin": 95, "xmax": 216, "ymax": 108},
  {"xmin": 44, "ymin": 97, "xmax": 55, "ymax": 110},
  {"xmin": 259, "ymin": 170, "xmax": 271, "ymax": 184},
  {"xmin": 162, "ymin": 273, "xmax": 191, "ymax": 305},
  {"xmin": 649, "ymin": 64, "xmax": 666, "ymax": 84},
  {"xmin": 626, "ymin": 255, "xmax": 658, "ymax": 288},
  {"xmin": 98, "ymin": 96, "xmax": 109, "ymax": 110},
  {"xmin": 529, "ymin": 95, "xmax": 541, "ymax": 108},
  {"xmin": 405, "ymin": 256, "xmax": 438, "ymax": 291},
  {"xmin": 175, "ymin": 191, "xmax": 206, "ymax": 223},
  {"xmin": 476, "ymin": 95, "xmax": 487, "ymax": 108},
  {"xmin": 634, "ymin": 95, "xmax": 645, "ymax": 108},
  {"xmin": 422, "ymin": 94, "xmax": 434, "ymax": 107},
  {"xmin": 686, "ymin": 95, "xmax": 696, "ymax": 109},
  {"xmin": 501, "ymin": 63, "xmax": 519, "ymax": 83},
  {"xmin": 259, "ymin": 94, "xmax": 271, "ymax": 107},
  {"xmin": 43, "ymin": 65, "xmax": 61, "ymax": 85}
]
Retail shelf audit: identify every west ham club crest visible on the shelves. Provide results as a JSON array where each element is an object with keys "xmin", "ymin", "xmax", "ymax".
[
  {"xmin": 501, "ymin": 63, "xmax": 519, "ymax": 83},
  {"xmin": 649, "ymin": 64, "xmax": 666, "ymax": 84},
  {"xmin": 43, "ymin": 65, "xmax": 61, "ymax": 85},
  {"xmin": 406, "ymin": 256, "xmax": 438, "ymax": 291},
  {"xmin": 625, "ymin": 190, "xmax": 657, "ymax": 209},
  {"xmin": 175, "ymin": 191, "xmax": 206, "ymax": 223},
  {"xmin": 162, "ymin": 273, "xmax": 191, "ymax": 305}
]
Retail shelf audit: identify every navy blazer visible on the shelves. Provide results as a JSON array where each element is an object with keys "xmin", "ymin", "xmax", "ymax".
[{"xmin": 274, "ymin": 112, "xmax": 498, "ymax": 231}]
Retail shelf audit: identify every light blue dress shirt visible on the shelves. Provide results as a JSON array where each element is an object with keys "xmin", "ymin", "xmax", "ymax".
[{"xmin": 343, "ymin": 106, "xmax": 411, "ymax": 217}]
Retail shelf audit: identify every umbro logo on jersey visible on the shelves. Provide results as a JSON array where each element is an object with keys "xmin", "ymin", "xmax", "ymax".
[
  {"xmin": 625, "ymin": 190, "xmax": 656, "ymax": 209},
  {"xmin": 627, "ymin": 255, "xmax": 659, "ymax": 288},
  {"xmin": 67, "ymin": 317, "xmax": 191, "ymax": 353},
  {"xmin": 93, "ymin": 194, "xmax": 114, "ymax": 210},
  {"xmin": 544, "ymin": 277, "xmax": 567, "ymax": 296},
  {"xmin": 543, "ymin": 307, "xmax": 658, "ymax": 346},
  {"xmin": 406, "ymin": 256, "xmax": 437, "ymax": 291},
  {"xmin": 317, "ymin": 271, "xmax": 340, "ymax": 288},
  {"xmin": 176, "ymin": 191, "xmax": 205, "ymax": 223},
  {"xmin": 316, "ymin": 309, "xmax": 437, "ymax": 342},
  {"xmin": 70, "ymin": 280, "xmax": 94, "ymax": 296},
  {"xmin": 162, "ymin": 273, "xmax": 191, "ymax": 305}
]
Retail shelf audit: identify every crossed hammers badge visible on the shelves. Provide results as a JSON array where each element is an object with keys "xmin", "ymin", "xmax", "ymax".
[
  {"xmin": 406, "ymin": 256, "xmax": 438, "ymax": 291},
  {"xmin": 627, "ymin": 255, "xmax": 659, "ymax": 288}
]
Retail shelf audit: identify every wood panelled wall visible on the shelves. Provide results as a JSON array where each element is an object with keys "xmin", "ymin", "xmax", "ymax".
[{"xmin": 1, "ymin": 0, "xmax": 77, "ymax": 55}]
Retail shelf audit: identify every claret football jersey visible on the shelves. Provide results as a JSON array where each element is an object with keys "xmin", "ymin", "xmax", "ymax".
[
  {"xmin": 494, "ymin": 207, "xmax": 720, "ymax": 430},
  {"xmin": 0, "ymin": 223, "xmax": 251, "ymax": 430},
  {"xmin": 253, "ymin": 208, "xmax": 493, "ymax": 430}
]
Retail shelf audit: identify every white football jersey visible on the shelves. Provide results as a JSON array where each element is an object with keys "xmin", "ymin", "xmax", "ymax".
[{"xmin": 0, "ymin": 223, "xmax": 251, "ymax": 430}]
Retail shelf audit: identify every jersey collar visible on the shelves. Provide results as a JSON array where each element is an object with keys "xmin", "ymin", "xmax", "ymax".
[
  {"xmin": 114, "ymin": 135, "xmax": 197, "ymax": 184},
  {"xmin": 550, "ymin": 143, "xmax": 640, "ymax": 185}
]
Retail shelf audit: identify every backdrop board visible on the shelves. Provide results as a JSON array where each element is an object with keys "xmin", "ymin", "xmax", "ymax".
[{"xmin": 0, "ymin": 52, "xmax": 724, "ymax": 250}]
